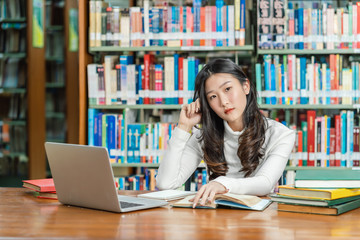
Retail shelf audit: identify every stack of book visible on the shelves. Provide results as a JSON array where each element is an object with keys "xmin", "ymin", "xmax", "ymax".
[
  {"xmin": 22, "ymin": 178, "xmax": 57, "ymax": 200},
  {"xmin": 272, "ymin": 169, "xmax": 360, "ymax": 215}
]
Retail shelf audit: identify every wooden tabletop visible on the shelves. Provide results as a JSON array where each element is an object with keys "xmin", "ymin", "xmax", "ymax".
[{"xmin": 1, "ymin": 188, "xmax": 360, "ymax": 239}]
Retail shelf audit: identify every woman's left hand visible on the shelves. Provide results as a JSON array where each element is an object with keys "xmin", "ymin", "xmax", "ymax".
[{"xmin": 190, "ymin": 181, "xmax": 228, "ymax": 208}]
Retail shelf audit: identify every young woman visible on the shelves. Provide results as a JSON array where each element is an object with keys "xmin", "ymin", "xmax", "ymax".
[{"xmin": 156, "ymin": 58, "xmax": 295, "ymax": 208}]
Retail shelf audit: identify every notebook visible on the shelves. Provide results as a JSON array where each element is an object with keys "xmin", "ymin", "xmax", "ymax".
[{"xmin": 44, "ymin": 142, "xmax": 168, "ymax": 213}]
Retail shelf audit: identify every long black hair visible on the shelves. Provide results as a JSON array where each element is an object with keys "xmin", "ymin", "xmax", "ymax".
[{"xmin": 193, "ymin": 58, "xmax": 267, "ymax": 180}]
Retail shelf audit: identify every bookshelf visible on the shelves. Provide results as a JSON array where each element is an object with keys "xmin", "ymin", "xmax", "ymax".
[
  {"xmin": 256, "ymin": 0, "xmax": 360, "ymax": 185},
  {"xmin": 0, "ymin": 0, "xmax": 79, "ymax": 186},
  {"xmin": 78, "ymin": 0, "xmax": 255, "ymax": 190}
]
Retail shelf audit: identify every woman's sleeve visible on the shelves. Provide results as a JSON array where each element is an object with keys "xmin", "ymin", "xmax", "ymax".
[
  {"xmin": 212, "ymin": 128, "xmax": 296, "ymax": 196},
  {"xmin": 156, "ymin": 127, "xmax": 203, "ymax": 190}
]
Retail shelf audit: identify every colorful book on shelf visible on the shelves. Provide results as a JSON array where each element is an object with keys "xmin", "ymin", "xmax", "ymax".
[
  {"xmin": 22, "ymin": 178, "xmax": 55, "ymax": 192},
  {"xmin": 172, "ymin": 193, "xmax": 271, "ymax": 211},
  {"xmin": 277, "ymin": 198, "xmax": 360, "ymax": 216},
  {"xmin": 294, "ymin": 169, "xmax": 360, "ymax": 189},
  {"xmin": 278, "ymin": 185, "xmax": 360, "ymax": 200},
  {"xmin": 270, "ymin": 193, "xmax": 360, "ymax": 207}
]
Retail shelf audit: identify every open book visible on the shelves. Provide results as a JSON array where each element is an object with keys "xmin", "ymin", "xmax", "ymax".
[{"xmin": 172, "ymin": 192, "xmax": 272, "ymax": 211}]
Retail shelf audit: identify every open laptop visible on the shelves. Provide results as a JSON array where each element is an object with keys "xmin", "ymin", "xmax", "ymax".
[{"xmin": 44, "ymin": 142, "xmax": 168, "ymax": 213}]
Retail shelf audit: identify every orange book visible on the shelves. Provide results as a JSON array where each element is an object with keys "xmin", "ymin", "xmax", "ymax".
[
  {"xmin": 330, "ymin": 54, "xmax": 338, "ymax": 104},
  {"xmin": 307, "ymin": 110, "xmax": 316, "ymax": 166},
  {"xmin": 200, "ymin": 7, "xmax": 206, "ymax": 46},
  {"xmin": 178, "ymin": 57, "xmax": 184, "ymax": 104},
  {"xmin": 22, "ymin": 179, "xmax": 55, "ymax": 192}
]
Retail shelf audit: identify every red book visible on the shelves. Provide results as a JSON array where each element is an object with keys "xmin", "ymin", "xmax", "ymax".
[
  {"xmin": 357, "ymin": 2, "xmax": 360, "ymax": 48},
  {"xmin": 335, "ymin": 114, "xmax": 341, "ymax": 166},
  {"xmin": 297, "ymin": 130, "xmax": 303, "ymax": 167},
  {"xmin": 178, "ymin": 57, "xmax": 184, "ymax": 104},
  {"xmin": 143, "ymin": 54, "xmax": 155, "ymax": 104},
  {"xmin": 307, "ymin": 110, "xmax": 316, "ymax": 166},
  {"xmin": 22, "ymin": 178, "xmax": 55, "ymax": 192}
]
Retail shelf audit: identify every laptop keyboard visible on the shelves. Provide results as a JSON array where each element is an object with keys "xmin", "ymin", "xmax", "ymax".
[{"xmin": 119, "ymin": 201, "xmax": 144, "ymax": 209}]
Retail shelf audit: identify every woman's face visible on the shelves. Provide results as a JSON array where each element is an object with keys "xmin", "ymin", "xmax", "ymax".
[{"xmin": 204, "ymin": 73, "xmax": 250, "ymax": 132}]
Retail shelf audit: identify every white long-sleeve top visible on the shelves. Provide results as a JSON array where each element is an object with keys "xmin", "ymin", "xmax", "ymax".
[{"xmin": 156, "ymin": 118, "xmax": 296, "ymax": 196}]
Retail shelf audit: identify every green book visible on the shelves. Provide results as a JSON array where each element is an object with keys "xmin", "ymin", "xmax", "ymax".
[
  {"xmin": 270, "ymin": 193, "xmax": 360, "ymax": 207},
  {"xmin": 295, "ymin": 169, "xmax": 360, "ymax": 189},
  {"xmin": 277, "ymin": 198, "xmax": 360, "ymax": 216}
]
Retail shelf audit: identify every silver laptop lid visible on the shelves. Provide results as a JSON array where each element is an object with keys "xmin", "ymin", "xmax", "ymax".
[{"xmin": 45, "ymin": 142, "xmax": 121, "ymax": 213}]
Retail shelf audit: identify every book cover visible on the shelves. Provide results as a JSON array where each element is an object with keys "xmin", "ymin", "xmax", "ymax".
[
  {"xmin": 270, "ymin": 193, "xmax": 360, "ymax": 207},
  {"xmin": 295, "ymin": 169, "xmax": 360, "ymax": 189},
  {"xmin": 278, "ymin": 185, "xmax": 360, "ymax": 200},
  {"xmin": 173, "ymin": 193, "xmax": 271, "ymax": 211},
  {"xmin": 35, "ymin": 191, "xmax": 58, "ymax": 200},
  {"xmin": 22, "ymin": 178, "xmax": 55, "ymax": 192},
  {"xmin": 277, "ymin": 198, "xmax": 360, "ymax": 216}
]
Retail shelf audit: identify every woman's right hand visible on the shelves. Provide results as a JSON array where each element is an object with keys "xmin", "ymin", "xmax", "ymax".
[{"xmin": 178, "ymin": 99, "xmax": 202, "ymax": 132}]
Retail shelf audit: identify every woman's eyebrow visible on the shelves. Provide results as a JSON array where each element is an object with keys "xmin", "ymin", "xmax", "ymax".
[{"xmin": 206, "ymin": 81, "xmax": 231, "ymax": 95}]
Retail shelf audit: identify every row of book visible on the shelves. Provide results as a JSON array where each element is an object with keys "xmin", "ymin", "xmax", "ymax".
[
  {"xmin": 114, "ymin": 167, "xmax": 208, "ymax": 192},
  {"xmin": 115, "ymin": 168, "xmax": 157, "ymax": 191},
  {"xmin": 0, "ymin": 154, "xmax": 27, "ymax": 176},
  {"xmin": 0, "ymin": 0, "xmax": 26, "ymax": 20},
  {"xmin": 0, "ymin": 58, "xmax": 26, "ymax": 88},
  {"xmin": 89, "ymin": 0, "xmax": 247, "ymax": 48},
  {"xmin": 288, "ymin": 110, "xmax": 360, "ymax": 168},
  {"xmin": 258, "ymin": 0, "xmax": 360, "ymax": 50},
  {"xmin": 0, "ymin": 23, "xmax": 26, "ymax": 53},
  {"xmin": 87, "ymin": 54, "xmax": 204, "ymax": 106},
  {"xmin": 0, "ymin": 123, "xmax": 26, "ymax": 154},
  {"xmin": 88, "ymin": 109, "xmax": 177, "ymax": 164},
  {"xmin": 256, "ymin": 54, "xmax": 360, "ymax": 105},
  {"xmin": 0, "ymin": 94, "xmax": 26, "ymax": 120},
  {"xmin": 272, "ymin": 169, "xmax": 360, "ymax": 215}
]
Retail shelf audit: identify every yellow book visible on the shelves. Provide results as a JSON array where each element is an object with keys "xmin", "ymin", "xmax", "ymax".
[{"xmin": 278, "ymin": 185, "xmax": 360, "ymax": 200}]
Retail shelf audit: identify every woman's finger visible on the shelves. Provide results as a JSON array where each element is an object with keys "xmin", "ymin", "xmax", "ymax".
[
  {"xmin": 200, "ymin": 188, "xmax": 212, "ymax": 206},
  {"xmin": 192, "ymin": 186, "xmax": 206, "ymax": 208}
]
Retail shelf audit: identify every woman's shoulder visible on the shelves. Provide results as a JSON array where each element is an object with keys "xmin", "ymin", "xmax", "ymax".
[{"xmin": 264, "ymin": 118, "xmax": 295, "ymax": 138}]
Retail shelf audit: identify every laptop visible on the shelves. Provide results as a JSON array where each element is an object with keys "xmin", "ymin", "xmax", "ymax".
[{"xmin": 44, "ymin": 142, "xmax": 168, "ymax": 213}]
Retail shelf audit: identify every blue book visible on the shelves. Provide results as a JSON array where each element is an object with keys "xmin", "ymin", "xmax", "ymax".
[
  {"xmin": 326, "ymin": 69, "xmax": 331, "ymax": 104},
  {"xmin": 300, "ymin": 57, "xmax": 308, "ymax": 104},
  {"xmin": 347, "ymin": 111, "xmax": 354, "ymax": 167},
  {"xmin": 188, "ymin": 57, "xmax": 196, "ymax": 103},
  {"xmin": 97, "ymin": 112, "xmax": 103, "ymax": 147},
  {"xmin": 119, "ymin": 55, "xmax": 134, "ymax": 104},
  {"xmin": 133, "ymin": 124, "xmax": 142, "ymax": 163},
  {"xmin": 158, "ymin": 8, "xmax": 164, "ymax": 46},
  {"xmin": 106, "ymin": 114, "xmax": 117, "ymax": 159},
  {"xmin": 326, "ymin": 116, "xmax": 331, "ymax": 167},
  {"xmin": 174, "ymin": 54, "xmax": 179, "ymax": 104},
  {"xmin": 298, "ymin": 7, "xmax": 304, "ymax": 49},
  {"xmin": 216, "ymin": 0, "xmax": 223, "ymax": 46},
  {"xmin": 193, "ymin": 0, "xmax": 201, "ymax": 46},
  {"xmin": 88, "ymin": 109, "xmax": 98, "ymax": 146},
  {"xmin": 151, "ymin": 8, "xmax": 159, "ymax": 46},
  {"xmin": 340, "ymin": 111, "xmax": 347, "ymax": 167},
  {"xmin": 281, "ymin": 65, "xmax": 285, "ymax": 104},
  {"xmin": 137, "ymin": 64, "xmax": 143, "ymax": 104},
  {"xmin": 294, "ymin": 4, "xmax": 299, "ymax": 49},
  {"xmin": 352, "ymin": 63, "xmax": 357, "ymax": 103},
  {"xmin": 270, "ymin": 63, "xmax": 276, "ymax": 104}
]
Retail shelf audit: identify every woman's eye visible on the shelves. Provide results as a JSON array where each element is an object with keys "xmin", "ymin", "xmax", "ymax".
[
  {"xmin": 209, "ymin": 95, "xmax": 216, "ymax": 100},
  {"xmin": 225, "ymin": 87, "xmax": 231, "ymax": 92}
]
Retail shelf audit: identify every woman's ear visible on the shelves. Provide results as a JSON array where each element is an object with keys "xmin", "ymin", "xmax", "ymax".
[{"xmin": 243, "ymin": 79, "xmax": 250, "ymax": 95}]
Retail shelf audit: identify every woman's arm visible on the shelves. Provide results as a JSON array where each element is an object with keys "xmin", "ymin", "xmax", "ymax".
[
  {"xmin": 156, "ymin": 127, "xmax": 203, "ymax": 190},
  {"xmin": 156, "ymin": 99, "xmax": 203, "ymax": 190},
  {"xmin": 212, "ymin": 128, "xmax": 296, "ymax": 196}
]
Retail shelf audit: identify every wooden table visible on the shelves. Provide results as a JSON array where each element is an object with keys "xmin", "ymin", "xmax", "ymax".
[{"xmin": 1, "ymin": 188, "xmax": 360, "ymax": 239}]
